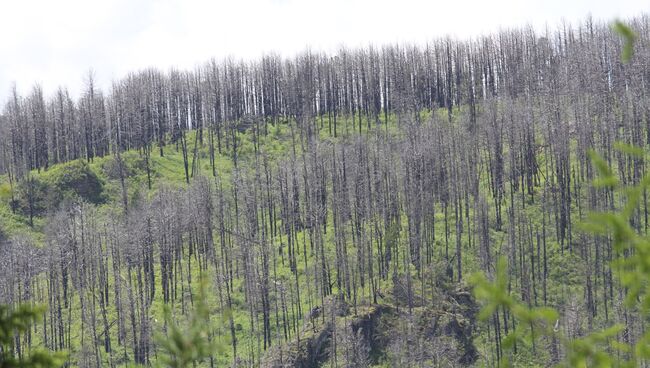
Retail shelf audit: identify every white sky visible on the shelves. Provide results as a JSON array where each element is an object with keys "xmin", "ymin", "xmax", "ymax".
[{"xmin": 0, "ymin": 0, "xmax": 648, "ymax": 104}]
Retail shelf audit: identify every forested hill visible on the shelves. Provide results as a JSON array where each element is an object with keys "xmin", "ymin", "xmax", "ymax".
[
  {"xmin": 2, "ymin": 16, "xmax": 649, "ymax": 177},
  {"xmin": 0, "ymin": 15, "xmax": 649, "ymax": 367}
]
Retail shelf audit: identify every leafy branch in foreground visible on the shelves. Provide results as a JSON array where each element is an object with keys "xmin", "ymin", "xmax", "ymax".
[
  {"xmin": 155, "ymin": 278, "xmax": 226, "ymax": 368},
  {"xmin": 0, "ymin": 304, "xmax": 67, "ymax": 368},
  {"xmin": 613, "ymin": 20, "xmax": 637, "ymax": 63},
  {"xmin": 471, "ymin": 143, "xmax": 650, "ymax": 367}
]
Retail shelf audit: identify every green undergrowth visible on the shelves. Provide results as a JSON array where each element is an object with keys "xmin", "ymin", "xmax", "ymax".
[{"xmin": 0, "ymin": 108, "xmax": 645, "ymax": 367}]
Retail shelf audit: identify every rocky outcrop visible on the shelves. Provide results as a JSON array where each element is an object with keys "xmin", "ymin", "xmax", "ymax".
[{"xmin": 261, "ymin": 285, "xmax": 478, "ymax": 367}]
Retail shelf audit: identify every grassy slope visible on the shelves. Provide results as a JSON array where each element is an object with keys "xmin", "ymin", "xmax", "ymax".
[{"xmin": 0, "ymin": 111, "xmax": 596, "ymax": 366}]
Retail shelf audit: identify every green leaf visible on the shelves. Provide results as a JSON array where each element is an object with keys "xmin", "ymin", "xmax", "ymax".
[
  {"xmin": 613, "ymin": 20, "xmax": 637, "ymax": 63},
  {"xmin": 614, "ymin": 142, "xmax": 644, "ymax": 157}
]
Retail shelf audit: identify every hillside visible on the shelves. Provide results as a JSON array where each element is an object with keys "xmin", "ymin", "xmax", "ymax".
[{"xmin": 1, "ymin": 15, "xmax": 650, "ymax": 367}]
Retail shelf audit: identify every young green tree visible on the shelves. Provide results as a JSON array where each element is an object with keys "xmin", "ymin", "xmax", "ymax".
[
  {"xmin": 472, "ymin": 144, "xmax": 650, "ymax": 367},
  {"xmin": 155, "ymin": 279, "xmax": 225, "ymax": 368},
  {"xmin": 471, "ymin": 22, "xmax": 647, "ymax": 367}
]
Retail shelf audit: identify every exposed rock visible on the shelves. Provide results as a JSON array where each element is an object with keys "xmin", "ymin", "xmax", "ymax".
[
  {"xmin": 262, "ymin": 321, "xmax": 339, "ymax": 367},
  {"xmin": 261, "ymin": 284, "xmax": 478, "ymax": 367}
]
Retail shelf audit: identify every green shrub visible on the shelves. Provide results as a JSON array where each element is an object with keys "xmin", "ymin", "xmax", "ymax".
[
  {"xmin": 48, "ymin": 160, "xmax": 105, "ymax": 205},
  {"xmin": 13, "ymin": 160, "xmax": 105, "ymax": 223}
]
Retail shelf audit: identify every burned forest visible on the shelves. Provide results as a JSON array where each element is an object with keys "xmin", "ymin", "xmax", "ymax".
[{"xmin": 1, "ymin": 14, "xmax": 650, "ymax": 367}]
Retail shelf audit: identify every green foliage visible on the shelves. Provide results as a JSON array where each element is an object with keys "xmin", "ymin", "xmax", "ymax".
[
  {"xmin": 46, "ymin": 160, "xmax": 105, "ymax": 205},
  {"xmin": 14, "ymin": 176, "xmax": 48, "ymax": 218},
  {"xmin": 613, "ymin": 21, "xmax": 637, "ymax": 63},
  {"xmin": 0, "ymin": 304, "xmax": 67, "ymax": 368},
  {"xmin": 471, "ymin": 144, "xmax": 650, "ymax": 367},
  {"xmin": 0, "ymin": 183, "xmax": 12, "ymax": 203},
  {"xmin": 564, "ymin": 325, "xmax": 626, "ymax": 368},
  {"xmin": 586, "ymin": 146, "xmax": 650, "ymax": 311},
  {"xmin": 12, "ymin": 160, "xmax": 105, "ymax": 219},
  {"xmin": 155, "ymin": 279, "xmax": 225, "ymax": 368},
  {"xmin": 470, "ymin": 259, "xmax": 558, "ymax": 367}
]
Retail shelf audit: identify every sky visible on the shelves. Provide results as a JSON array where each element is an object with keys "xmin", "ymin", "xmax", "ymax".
[{"xmin": 0, "ymin": 0, "xmax": 648, "ymax": 104}]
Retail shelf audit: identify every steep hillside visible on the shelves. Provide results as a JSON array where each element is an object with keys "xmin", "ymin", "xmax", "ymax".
[{"xmin": 1, "ymin": 16, "xmax": 650, "ymax": 367}]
